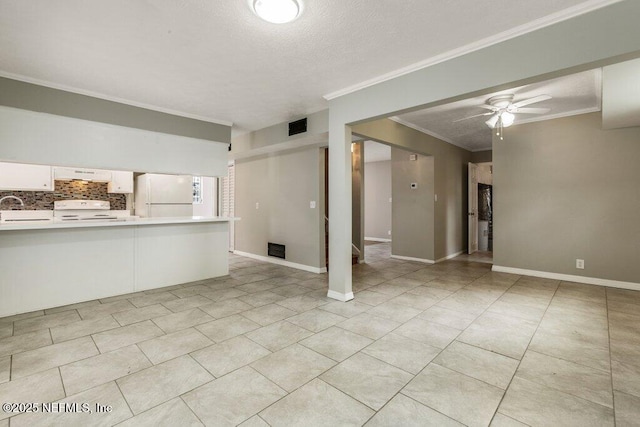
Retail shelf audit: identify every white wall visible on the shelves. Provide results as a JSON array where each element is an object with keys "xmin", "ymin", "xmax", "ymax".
[
  {"xmin": 364, "ymin": 160, "xmax": 392, "ymax": 241},
  {"xmin": 0, "ymin": 106, "xmax": 228, "ymax": 177}
]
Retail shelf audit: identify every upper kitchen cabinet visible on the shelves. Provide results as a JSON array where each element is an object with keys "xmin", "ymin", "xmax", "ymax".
[
  {"xmin": 0, "ymin": 161, "xmax": 53, "ymax": 191},
  {"xmin": 108, "ymin": 170, "xmax": 134, "ymax": 193}
]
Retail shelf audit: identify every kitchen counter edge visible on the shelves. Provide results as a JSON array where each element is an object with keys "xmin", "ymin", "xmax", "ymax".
[{"xmin": 0, "ymin": 216, "xmax": 240, "ymax": 231}]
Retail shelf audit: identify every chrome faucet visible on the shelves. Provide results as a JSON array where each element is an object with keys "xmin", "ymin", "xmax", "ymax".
[{"xmin": 0, "ymin": 196, "xmax": 25, "ymax": 220}]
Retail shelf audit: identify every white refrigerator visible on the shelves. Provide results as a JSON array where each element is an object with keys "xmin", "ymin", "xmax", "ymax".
[{"xmin": 135, "ymin": 174, "xmax": 193, "ymax": 217}]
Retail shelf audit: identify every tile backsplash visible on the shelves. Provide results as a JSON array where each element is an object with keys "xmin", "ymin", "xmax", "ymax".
[{"xmin": 0, "ymin": 181, "xmax": 126, "ymax": 210}]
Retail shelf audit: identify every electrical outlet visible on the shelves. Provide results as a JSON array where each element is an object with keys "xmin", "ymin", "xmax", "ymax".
[
  {"xmin": 389, "ymin": 197, "xmax": 392, "ymax": 203},
  {"xmin": 255, "ymin": 202, "xmax": 259, "ymax": 209},
  {"xmin": 388, "ymin": 230, "xmax": 391, "ymax": 235},
  {"xmin": 435, "ymin": 194, "xmax": 438, "ymax": 202},
  {"xmin": 576, "ymin": 259, "xmax": 584, "ymax": 269},
  {"xmin": 310, "ymin": 201, "xmax": 316, "ymax": 209}
]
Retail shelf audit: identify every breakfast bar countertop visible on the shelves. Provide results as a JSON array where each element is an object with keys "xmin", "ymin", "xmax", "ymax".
[{"xmin": 0, "ymin": 215, "xmax": 239, "ymax": 231}]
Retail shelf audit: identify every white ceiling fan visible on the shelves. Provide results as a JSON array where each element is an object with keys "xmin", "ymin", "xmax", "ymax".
[{"xmin": 454, "ymin": 94, "xmax": 552, "ymax": 134}]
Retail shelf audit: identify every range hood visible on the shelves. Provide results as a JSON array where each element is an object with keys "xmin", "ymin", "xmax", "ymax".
[{"xmin": 54, "ymin": 168, "xmax": 112, "ymax": 182}]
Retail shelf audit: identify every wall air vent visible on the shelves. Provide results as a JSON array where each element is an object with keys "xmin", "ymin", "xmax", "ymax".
[
  {"xmin": 268, "ymin": 242, "xmax": 286, "ymax": 259},
  {"xmin": 288, "ymin": 118, "xmax": 307, "ymax": 136}
]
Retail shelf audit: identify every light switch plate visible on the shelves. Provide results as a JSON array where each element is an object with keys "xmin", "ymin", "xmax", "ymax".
[{"xmin": 310, "ymin": 201, "xmax": 316, "ymax": 209}]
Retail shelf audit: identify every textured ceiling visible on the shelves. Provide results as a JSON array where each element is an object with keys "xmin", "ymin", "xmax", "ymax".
[
  {"xmin": 394, "ymin": 69, "xmax": 602, "ymax": 151},
  {"xmin": 0, "ymin": 0, "xmax": 612, "ymax": 134}
]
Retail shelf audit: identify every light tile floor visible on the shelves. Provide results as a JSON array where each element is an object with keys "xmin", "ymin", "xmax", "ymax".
[{"xmin": 0, "ymin": 242, "xmax": 638, "ymax": 426}]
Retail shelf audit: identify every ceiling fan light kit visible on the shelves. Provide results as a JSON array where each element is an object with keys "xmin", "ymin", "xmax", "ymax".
[{"xmin": 456, "ymin": 93, "xmax": 552, "ymax": 140}]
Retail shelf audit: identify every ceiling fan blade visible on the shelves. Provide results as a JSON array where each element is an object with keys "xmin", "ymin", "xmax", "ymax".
[
  {"xmin": 512, "ymin": 94, "xmax": 552, "ymax": 108},
  {"xmin": 453, "ymin": 112, "xmax": 493, "ymax": 122},
  {"xmin": 515, "ymin": 107, "xmax": 551, "ymax": 114},
  {"xmin": 478, "ymin": 104, "xmax": 497, "ymax": 111}
]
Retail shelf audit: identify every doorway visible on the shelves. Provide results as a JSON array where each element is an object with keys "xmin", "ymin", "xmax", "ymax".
[{"xmin": 467, "ymin": 161, "xmax": 493, "ymax": 263}]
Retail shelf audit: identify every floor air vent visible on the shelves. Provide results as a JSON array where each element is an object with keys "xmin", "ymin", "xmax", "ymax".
[{"xmin": 268, "ymin": 242, "xmax": 286, "ymax": 259}]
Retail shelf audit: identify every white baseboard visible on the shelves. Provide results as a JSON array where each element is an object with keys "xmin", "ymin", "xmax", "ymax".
[
  {"xmin": 492, "ymin": 265, "xmax": 640, "ymax": 292},
  {"xmin": 391, "ymin": 254, "xmax": 435, "ymax": 264},
  {"xmin": 327, "ymin": 290, "xmax": 354, "ymax": 302},
  {"xmin": 436, "ymin": 250, "xmax": 465, "ymax": 263},
  {"xmin": 233, "ymin": 251, "xmax": 327, "ymax": 274},
  {"xmin": 365, "ymin": 237, "xmax": 392, "ymax": 243}
]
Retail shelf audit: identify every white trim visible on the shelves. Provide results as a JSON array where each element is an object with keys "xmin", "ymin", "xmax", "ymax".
[
  {"xmin": 232, "ymin": 250, "xmax": 327, "ymax": 274},
  {"xmin": 435, "ymin": 250, "xmax": 465, "ymax": 263},
  {"xmin": 365, "ymin": 237, "xmax": 392, "ymax": 243},
  {"xmin": 327, "ymin": 290, "xmax": 354, "ymax": 302},
  {"xmin": 388, "ymin": 116, "xmax": 464, "ymax": 149},
  {"xmin": 391, "ymin": 254, "xmax": 435, "ymax": 264},
  {"xmin": 492, "ymin": 265, "xmax": 640, "ymax": 292},
  {"xmin": 0, "ymin": 71, "xmax": 234, "ymax": 127},
  {"xmin": 323, "ymin": 0, "xmax": 623, "ymax": 100}
]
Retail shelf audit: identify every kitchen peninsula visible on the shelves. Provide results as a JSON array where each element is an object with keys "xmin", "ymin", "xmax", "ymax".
[
  {"xmin": 0, "ymin": 89, "xmax": 233, "ymax": 318},
  {"xmin": 0, "ymin": 216, "xmax": 236, "ymax": 317}
]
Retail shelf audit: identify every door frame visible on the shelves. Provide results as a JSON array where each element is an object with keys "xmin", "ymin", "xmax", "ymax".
[{"xmin": 468, "ymin": 162, "xmax": 478, "ymax": 254}]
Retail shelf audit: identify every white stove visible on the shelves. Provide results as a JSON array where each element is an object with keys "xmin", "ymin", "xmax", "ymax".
[{"xmin": 53, "ymin": 200, "xmax": 118, "ymax": 221}]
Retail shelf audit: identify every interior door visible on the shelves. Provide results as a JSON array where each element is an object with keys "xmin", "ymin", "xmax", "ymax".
[{"xmin": 468, "ymin": 162, "xmax": 478, "ymax": 254}]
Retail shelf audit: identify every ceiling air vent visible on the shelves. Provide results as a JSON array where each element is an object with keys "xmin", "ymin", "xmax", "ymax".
[{"xmin": 288, "ymin": 118, "xmax": 307, "ymax": 136}]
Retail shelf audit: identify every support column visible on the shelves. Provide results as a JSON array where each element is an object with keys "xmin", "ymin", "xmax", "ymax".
[{"xmin": 327, "ymin": 118, "xmax": 353, "ymax": 302}]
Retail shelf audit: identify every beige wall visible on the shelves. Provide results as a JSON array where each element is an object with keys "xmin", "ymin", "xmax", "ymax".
[
  {"xmin": 234, "ymin": 146, "xmax": 325, "ymax": 269},
  {"xmin": 353, "ymin": 119, "xmax": 471, "ymax": 260},
  {"xmin": 392, "ymin": 149, "xmax": 435, "ymax": 261},
  {"xmin": 494, "ymin": 112, "xmax": 640, "ymax": 283},
  {"xmin": 364, "ymin": 160, "xmax": 392, "ymax": 240},
  {"xmin": 471, "ymin": 150, "xmax": 492, "ymax": 163},
  {"xmin": 351, "ymin": 142, "xmax": 364, "ymax": 253}
]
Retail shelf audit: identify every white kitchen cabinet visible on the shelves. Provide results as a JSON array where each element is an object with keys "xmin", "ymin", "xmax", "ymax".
[
  {"xmin": 0, "ymin": 161, "xmax": 53, "ymax": 191},
  {"xmin": 108, "ymin": 170, "xmax": 134, "ymax": 193}
]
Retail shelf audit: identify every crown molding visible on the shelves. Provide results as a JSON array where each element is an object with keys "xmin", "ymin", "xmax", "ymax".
[
  {"xmin": 323, "ymin": 0, "xmax": 623, "ymax": 101},
  {"xmin": 0, "ymin": 71, "xmax": 234, "ymax": 127}
]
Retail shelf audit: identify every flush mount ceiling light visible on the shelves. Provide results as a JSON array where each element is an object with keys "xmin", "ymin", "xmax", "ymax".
[{"xmin": 253, "ymin": 0, "xmax": 301, "ymax": 24}]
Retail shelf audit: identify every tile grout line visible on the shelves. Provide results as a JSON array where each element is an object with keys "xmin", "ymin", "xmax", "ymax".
[
  {"xmin": 355, "ymin": 262, "xmax": 501, "ymax": 423},
  {"xmin": 113, "ymin": 379, "xmax": 136, "ymax": 421},
  {"xmin": 353, "ymin": 265, "xmax": 511, "ymax": 424},
  {"xmin": 487, "ymin": 278, "xmax": 560, "ymax": 425},
  {"xmin": 178, "ymin": 395, "xmax": 208, "ymax": 426}
]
